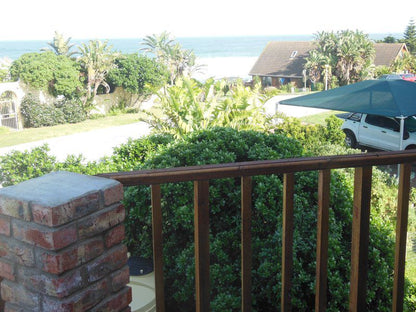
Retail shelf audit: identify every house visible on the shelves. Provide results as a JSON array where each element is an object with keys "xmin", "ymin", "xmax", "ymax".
[{"xmin": 249, "ymin": 42, "xmax": 408, "ymax": 88}]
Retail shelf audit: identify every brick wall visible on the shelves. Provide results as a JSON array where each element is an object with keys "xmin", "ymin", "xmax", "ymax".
[{"xmin": 0, "ymin": 171, "xmax": 131, "ymax": 311}]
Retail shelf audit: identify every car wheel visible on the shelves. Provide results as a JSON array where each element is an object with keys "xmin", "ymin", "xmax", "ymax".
[{"xmin": 344, "ymin": 131, "xmax": 357, "ymax": 148}]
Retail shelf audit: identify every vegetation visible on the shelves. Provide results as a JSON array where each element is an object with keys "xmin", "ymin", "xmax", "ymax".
[
  {"xmin": 404, "ymin": 19, "xmax": 416, "ymax": 54},
  {"xmin": 141, "ymin": 31, "xmax": 201, "ymax": 85},
  {"xmin": 305, "ymin": 30, "xmax": 375, "ymax": 86},
  {"xmin": 20, "ymin": 94, "xmax": 85, "ymax": 127},
  {"xmin": 141, "ymin": 78, "xmax": 273, "ymax": 138},
  {"xmin": 41, "ymin": 31, "xmax": 78, "ymax": 57},
  {"xmin": 9, "ymin": 51, "xmax": 83, "ymax": 99},
  {"xmin": 107, "ymin": 54, "xmax": 169, "ymax": 104},
  {"xmin": 78, "ymin": 40, "xmax": 119, "ymax": 110}
]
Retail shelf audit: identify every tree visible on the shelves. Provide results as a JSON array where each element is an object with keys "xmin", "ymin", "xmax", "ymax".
[
  {"xmin": 307, "ymin": 30, "xmax": 375, "ymax": 85},
  {"xmin": 10, "ymin": 52, "xmax": 83, "ymax": 99},
  {"xmin": 107, "ymin": 53, "xmax": 169, "ymax": 105},
  {"xmin": 78, "ymin": 40, "xmax": 119, "ymax": 106},
  {"xmin": 404, "ymin": 19, "xmax": 416, "ymax": 54},
  {"xmin": 41, "ymin": 31, "xmax": 78, "ymax": 57},
  {"xmin": 141, "ymin": 32, "xmax": 201, "ymax": 84}
]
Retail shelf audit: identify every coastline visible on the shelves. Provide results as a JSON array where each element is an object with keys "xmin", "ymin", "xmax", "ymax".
[{"xmin": 193, "ymin": 56, "xmax": 258, "ymax": 81}]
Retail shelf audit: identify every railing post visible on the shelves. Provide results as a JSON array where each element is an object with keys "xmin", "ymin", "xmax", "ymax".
[
  {"xmin": 315, "ymin": 169, "xmax": 331, "ymax": 312},
  {"xmin": 392, "ymin": 163, "xmax": 412, "ymax": 312},
  {"xmin": 282, "ymin": 173, "xmax": 294, "ymax": 312},
  {"xmin": 151, "ymin": 184, "xmax": 165, "ymax": 312},
  {"xmin": 349, "ymin": 166, "xmax": 372, "ymax": 312},
  {"xmin": 241, "ymin": 176, "xmax": 252, "ymax": 312},
  {"xmin": 194, "ymin": 180, "xmax": 210, "ymax": 312}
]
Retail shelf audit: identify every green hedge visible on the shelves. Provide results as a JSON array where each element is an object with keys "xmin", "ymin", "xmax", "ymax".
[{"xmin": 20, "ymin": 95, "xmax": 86, "ymax": 128}]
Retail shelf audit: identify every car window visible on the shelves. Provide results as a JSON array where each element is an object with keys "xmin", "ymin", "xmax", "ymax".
[
  {"xmin": 347, "ymin": 113, "xmax": 362, "ymax": 121},
  {"xmin": 365, "ymin": 115, "xmax": 399, "ymax": 131},
  {"xmin": 404, "ymin": 116, "xmax": 416, "ymax": 132}
]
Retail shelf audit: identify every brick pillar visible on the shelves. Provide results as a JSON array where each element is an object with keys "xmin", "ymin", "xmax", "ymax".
[{"xmin": 0, "ymin": 171, "xmax": 131, "ymax": 312}]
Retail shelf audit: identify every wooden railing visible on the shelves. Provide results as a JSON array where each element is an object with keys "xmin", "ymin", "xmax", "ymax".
[{"xmin": 100, "ymin": 150, "xmax": 416, "ymax": 312}]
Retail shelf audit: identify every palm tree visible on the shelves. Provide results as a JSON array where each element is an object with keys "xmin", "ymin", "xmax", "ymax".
[
  {"xmin": 42, "ymin": 31, "xmax": 78, "ymax": 57},
  {"xmin": 141, "ymin": 32, "xmax": 201, "ymax": 84},
  {"xmin": 78, "ymin": 40, "xmax": 119, "ymax": 106}
]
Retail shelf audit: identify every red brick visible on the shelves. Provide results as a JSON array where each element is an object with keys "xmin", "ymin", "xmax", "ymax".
[
  {"xmin": 0, "ymin": 259, "xmax": 15, "ymax": 281},
  {"xmin": 18, "ymin": 266, "xmax": 84, "ymax": 298},
  {"xmin": 105, "ymin": 224, "xmax": 125, "ymax": 248},
  {"xmin": 12, "ymin": 220, "xmax": 77, "ymax": 250},
  {"xmin": 31, "ymin": 192, "xmax": 100, "ymax": 227},
  {"xmin": 1, "ymin": 279, "xmax": 39, "ymax": 308},
  {"xmin": 103, "ymin": 183, "xmax": 123, "ymax": 207},
  {"xmin": 90, "ymin": 286, "xmax": 132, "ymax": 312},
  {"xmin": 87, "ymin": 245, "xmax": 128, "ymax": 283},
  {"xmin": 38, "ymin": 238, "xmax": 104, "ymax": 274},
  {"xmin": 110, "ymin": 265, "xmax": 130, "ymax": 292},
  {"xmin": 0, "ymin": 197, "xmax": 31, "ymax": 221},
  {"xmin": 41, "ymin": 278, "xmax": 109, "ymax": 312},
  {"xmin": 78, "ymin": 204, "xmax": 125, "ymax": 240},
  {"xmin": 0, "ymin": 216, "xmax": 11, "ymax": 236},
  {"xmin": 0, "ymin": 237, "xmax": 35, "ymax": 267}
]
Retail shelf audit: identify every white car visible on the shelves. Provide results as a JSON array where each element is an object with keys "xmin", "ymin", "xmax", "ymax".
[{"xmin": 341, "ymin": 113, "xmax": 416, "ymax": 150}]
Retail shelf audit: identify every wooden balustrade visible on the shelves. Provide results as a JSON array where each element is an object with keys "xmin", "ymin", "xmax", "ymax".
[{"xmin": 99, "ymin": 150, "xmax": 416, "ymax": 312}]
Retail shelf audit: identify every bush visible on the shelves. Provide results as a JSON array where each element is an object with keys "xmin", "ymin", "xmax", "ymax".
[
  {"xmin": 121, "ymin": 127, "xmax": 397, "ymax": 311},
  {"xmin": 20, "ymin": 95, "xmax": 86, "ymax": 128}
]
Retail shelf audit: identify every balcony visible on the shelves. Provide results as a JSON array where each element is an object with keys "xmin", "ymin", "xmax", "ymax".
[{"xmin": 99, "ymin": 149, "xmax": 416, "ymax": 312}]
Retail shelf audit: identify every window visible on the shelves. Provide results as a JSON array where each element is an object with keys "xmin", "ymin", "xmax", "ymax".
[
  {"xmin": 365, "ymin": 114, "xmax": 399, "ymax": 131},
  {"xmin": 290, "ymin": 51, "xmax": 298, "ymax": 58}
]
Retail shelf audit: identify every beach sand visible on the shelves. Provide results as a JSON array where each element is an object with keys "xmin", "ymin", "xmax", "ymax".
[{"xmin": 193, "ymin": 57, "xmax": 258, "ymax": 81}]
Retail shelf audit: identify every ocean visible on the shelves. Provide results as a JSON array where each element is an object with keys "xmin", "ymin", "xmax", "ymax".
[{"xmin": 0, "ymin": 34, "xmax": 400, "ymax": 80}]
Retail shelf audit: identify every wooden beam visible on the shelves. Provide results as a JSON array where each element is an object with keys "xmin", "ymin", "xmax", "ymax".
[
  {"xmin": 315, "ymin": 169, "xmax": 331, "ymax": 312},
  {"xmin": 282, "ymin": 173, "xmax": 294, "ymax": 312},
  {"xmin": 151, "ymin": 184, "xmax": 165, "ymax": 312},
  {"xmin": 241, "ymin": 176, "xmax": 252, "ymax": 312},
  {"xmin": 349, "ymin": 167, "xmax": 372, "ymax": 312},
  {"xmin": 194, "ymin": 180, "xmax": 210, "ymax": 312},
  {"xmin": 392, "ymin": 163, "xmax": 412, "ymax": 312}
]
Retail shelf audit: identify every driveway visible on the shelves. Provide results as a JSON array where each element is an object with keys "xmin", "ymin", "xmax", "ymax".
[{"xmin": 0, "ymin": 122, "xmax": 151, "ymax": 162}]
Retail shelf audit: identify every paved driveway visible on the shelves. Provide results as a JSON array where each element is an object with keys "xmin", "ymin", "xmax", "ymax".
[{"xmin": 0, "ymin": 122, "xmax": 151, "ymax": 162}]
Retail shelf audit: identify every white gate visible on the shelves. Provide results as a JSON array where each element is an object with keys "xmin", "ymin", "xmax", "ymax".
[{"xmin": 0, "ymin": 91, "xmax": 19, "ymax": 130}]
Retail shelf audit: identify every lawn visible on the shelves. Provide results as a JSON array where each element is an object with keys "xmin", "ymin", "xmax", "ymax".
[
  {"xmin": 298, "ymin": 110, "xmax": 346, "ymax": 125},
  {"xmin": 0, "ymin": 113, "xmax": 143, "ymax": 148}
]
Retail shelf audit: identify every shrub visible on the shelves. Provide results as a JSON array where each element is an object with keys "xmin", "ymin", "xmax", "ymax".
[
  {"xmin": 122, "ymin": 127, "xmax": 397, "ymax": 311},
  {"xmin": 20, "ymin": 95, "xmax": 86, "ymax": 128},
  {"xmin": 20, "ymin": 95, "xmax": 65, "ymax": 127}
]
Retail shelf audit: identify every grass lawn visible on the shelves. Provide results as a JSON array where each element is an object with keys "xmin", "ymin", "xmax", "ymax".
[
  {"xmin": 298, "ymin": 110, "xmax": 346, "ymax": 125},
  {"xmin": 0, "ymin": 113, "xmax": 143, "ymax": 148}
]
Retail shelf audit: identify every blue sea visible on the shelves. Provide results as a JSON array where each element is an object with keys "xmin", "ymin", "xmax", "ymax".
[
  {"xmin": 0, "ymin": 34, "xmax": 398, "ymax": 60},
  {"xmin": 0, "ymin": 34, "xmax": 400, "ymax": 79}
]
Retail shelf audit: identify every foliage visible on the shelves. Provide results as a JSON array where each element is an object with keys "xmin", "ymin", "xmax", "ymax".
[
  {"xmin": 0, "ymin": 145, "xmax": 57, "ymax": 187},
  {"xmin": 20, "ymin": 94, "xmax": 85, "ymax": 128},
  {"xmin": 306, "ymin": 30, "xmax": 375, "ymax": 85},
  {"xmin": 107, "ymin": 54, "xmax": 169, "ymax": 100},
  {"xmin": 78, "ymin": 40, "xmax": 119, "ymax": 106},
  {"xmin": 392, "ymin": 51, "xmax": 416, "ymax": 73},
  {"xmin": 141, "ymin": 31, "xmax": 201, "ymax": 85},
  {"xmin": 41, "ymin": 31, "xmax": 78, "ymax": 57},
  {"xmin": 118, "ymin": 127, "xmax": 398, "ymax": 311},
  {"xmin": 404, "ymin": 19, "xmax": 416, "ymax": 54},
  {"xmin": 141, "ymin": 78, "xmax": 274, "ymax": 138},
  {"xmin": 9, "ymin": 52, "xmax": 83, "ymax": 99}
]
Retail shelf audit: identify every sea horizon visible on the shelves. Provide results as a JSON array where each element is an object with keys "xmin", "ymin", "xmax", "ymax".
[{"xmin": 0, "ymin": 33, "xmax": 403, "ymax": 60}]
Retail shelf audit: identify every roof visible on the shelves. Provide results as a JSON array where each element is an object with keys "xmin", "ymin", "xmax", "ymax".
[
  {"xmin": 249, "ymin": 42, "xmax": 408, "ymax": 78},
  {"xmin": 249, "ymin": 41, "xmax": 316, "ymax": 78},
  {"xmin": 373, "ymin": 43, "xmax": 408, "ymax": 67}
]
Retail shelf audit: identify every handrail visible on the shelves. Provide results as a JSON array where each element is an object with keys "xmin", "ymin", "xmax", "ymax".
[
  {"xmin": 99, "ymin": 150, "xmax": 416, "ymax": 312},
  {"xmin": 98, "ymin": 150, "xmax": 416, "ymax": 185}
]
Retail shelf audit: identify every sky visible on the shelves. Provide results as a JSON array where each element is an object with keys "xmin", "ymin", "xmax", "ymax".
[{"xmin": 0, "ymin": 0, "xmax": 415, "ymax": 41}]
